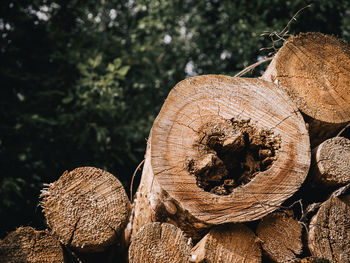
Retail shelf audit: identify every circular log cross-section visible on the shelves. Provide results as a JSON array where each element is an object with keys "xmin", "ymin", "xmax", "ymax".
[
  {"xmin": 40, "ymin": 167, "xmax": 131, "ymax": 252},
  {"xmin": 0, "ymin": 226, "xmax": 65, "ymax": 263},
  {"xmin": 151, "ymin": 75, "xmax": 310, "ymax": 225},
  {"xmin": 190, "ymin": 223, "xmax": 261, "ymax": 263},
  {"xmin": 128, "ymin": 222, "xmax": 192, "ymax": 263},
  {"xmin": 256, "ymin": 211, "xmax": 303, "ymax": 262},
  {"xmin": 311, "ymin": 136, "xmax": 350, "ymax": 188},
  {"xmin": 308, "ymin": 192, "xmax": 350, "ymax": 263},
  {"xmin": 262, "ymin": 32, "xmax": 350, "ymax": 146}
]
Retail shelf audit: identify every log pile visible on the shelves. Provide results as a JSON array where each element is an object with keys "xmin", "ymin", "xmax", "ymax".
[{"xmin": 1, "ymin": 32, "xmax": 350, "ymax": 263}]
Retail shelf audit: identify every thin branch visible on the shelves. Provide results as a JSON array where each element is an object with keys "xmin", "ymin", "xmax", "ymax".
[
  {"xmin": 234, "ymin": 57, "xmax": 273, "ymax": 77},
  {"xmin": 130, "ymin": 159, "xmax": 145, "ymax": 202},
  {"xmin": 259, "ymin": 4, "xmax": 312, "ymax": 55},
  {"xmin": 336, "ymin": 122, "xmax": 350, "ymax": 137},
  {"xmin": 279, "ymin": 4, "xmax": 312, "ymax": 37}
]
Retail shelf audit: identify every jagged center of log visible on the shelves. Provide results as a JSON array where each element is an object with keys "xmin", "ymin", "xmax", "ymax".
[{"xmin": 187, "ymin": 119, "xmax": 281, "ymax": 195}]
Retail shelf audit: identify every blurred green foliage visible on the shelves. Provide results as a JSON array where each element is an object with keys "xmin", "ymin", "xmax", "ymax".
[{"xmin": 1, "ymin": 0, "xmax": 350, "ymax": 237}]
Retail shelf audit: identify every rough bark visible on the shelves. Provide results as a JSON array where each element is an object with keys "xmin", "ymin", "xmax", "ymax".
[
  {"xmin": 256, "ymin": 211, "xmax": 303, "ymax": 262},
  {"xmin": 308, "ymin": 186, "xmax": 350, "ymax": 262},
  {"xmin": 40, "ymin": 166, "xmax": 131, "ymax": 252},
  {"xmin": 128, "ymin": 75, "xmax": 310, "ymax": 241},
  {"xmin": 128, "ymin": 222, "xmax": 192, "ymax": 263},
  {"xmin": 0, "ymin": 226, "xmax": 65, "ymax": 263},
  {"xmin": 310, "ymin": 136, "xmax": 350, "ymax": 188},
  {"xmin": 262, "ymin": 32, "xmax": 350, "ymax": 147},
  {"xmin": 190, "ymin": 223, "xmax": 261, "ymax": 263}
]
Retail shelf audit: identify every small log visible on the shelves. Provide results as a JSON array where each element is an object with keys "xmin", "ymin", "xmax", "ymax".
[
  {"xmin": 256, "ymin": 211, "xmax": 303, "ymax": 262},
  {"xmin": 190, "ymin": 223, "xmax": 261, "ymax": 263},
  {"xmin": 127, "ymin": 75, "xmax": 310, "ymax": 241},
  {"xmin": 40, "ymin": 166, "xmax": 131, "ymax": 252},
  {"xmin": 290, "ymin": 257, "xmax": 330, "ymax": 263},
  {"xmin": 262, "ymin": 32, "xmax": 350, "ymax": 146},
  {"xmin": 0, "ymin": 226, "xmax": 65, "ymax": 263},
  {"xmin": 310, "ymin": 136, "xmax": 350, "ymax": 188},
  {"xmin": 308, "ymin": 187, "xmax": 350, "ymax": 262},
  {"xmin": 128, "ymin": 222, "xmax": 192, "ymax": 263}
]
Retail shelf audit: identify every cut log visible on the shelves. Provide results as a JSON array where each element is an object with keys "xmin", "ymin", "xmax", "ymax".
[
  {"xmin": 262, "ymin": 32, "xmax": 350, "ymax": 146},
  {"xmin": 256, "ymin": 211, "xmax": 303, "ymax": 262},
  {"xmin": 0, "ymin": 226, "xmax": 65, "ymax": 263},
  {"xmin": 128, "ymin": 75, "xmax": 310, "ymax": 241},
  {"xmin": 190, "ymin": 223, "xmax": 261, "ymax": 263},
  {"xmin": 40, "ymin": 166, "xmax": 131, "ymax": 252},
  {"xmin": 308, "ymin": 186, "xmax": 350, "ymax": 262},
  {"xmin": 310, "ymin": 136, "xmax": 350, "ymax": 188},
  {"xmin": 128, "ymin": 222, "xmax": 192, "ymax": 263},
  {"xmin": 290, "ymin": 257, "xmax": 330, "ymax": 263}
]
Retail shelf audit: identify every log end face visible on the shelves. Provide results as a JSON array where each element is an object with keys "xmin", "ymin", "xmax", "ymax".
[
  {"xmin": 257, "ymin": 211, "xmax": 303, "ymax": 262},
  {"xmin": 151, "ymin": 75, "xmax": 310, "ymax": 224},
  {"xmin": 308, "ymin": 194, "xmax": 350, "ymax": 262},
  {"xmin": 266, "ymin": 32, "xmax": 350, "ymax": 124},
  {"xmin": 40, "ymin": 167, "xmax": 131, "ymax": 252},
  {"xmin": 314, "ymin": 137, "xmax": 350, "ymax": 187},
  {"xmin": 0, "ymin": 226, "xmax": 65, "ymax": 263},
  {"xmin": 191, "ymin": 223, "xmax": 261, "ymax": 263},
  {"xmin": 128, "ymin": 222, "xmax": 192, "ymax": 263}
]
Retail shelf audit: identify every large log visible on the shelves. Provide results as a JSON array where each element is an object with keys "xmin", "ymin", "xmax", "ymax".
[
  {"xmin": 190, "ymin": 223, "xmax": 261, "ymax": 263},
  {"xmin": 310, "ymin": 136, "xmax": 350, "ymax": 188},
  {"xmin": 128, "ymin": 222, "xmax": 192, "ymax": 263},
  {"xmin": 262, "ymin": 32, "xmax": 350, "ymax": 146},
  {"xmin": 127, "ymin": 75, "xmax": 310, "ymax": 241},
  {"xmin": 308, "ymin": 186, "xmax": 350, "ymax": 262},
  {"xmin": 0, "ymin": 226, "xmax": 65, "ymax": 263},
  {"xmin": 40, "ymin": 166, "xmax": 131, "ymax": 252},
  {"xmin": 256, "ymin": 211, "xmax": 303, "ymax": 262}
]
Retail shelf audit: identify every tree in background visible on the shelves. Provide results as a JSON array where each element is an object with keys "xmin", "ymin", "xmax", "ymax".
[{"xmin": 1, "ymin": 0, "xmax": 350, "ymax": 237}]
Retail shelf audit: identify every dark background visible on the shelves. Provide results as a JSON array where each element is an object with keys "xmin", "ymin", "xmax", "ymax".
[{"xmin": 1, "ymin": 0, "xmax": 350, "ymax": 238}]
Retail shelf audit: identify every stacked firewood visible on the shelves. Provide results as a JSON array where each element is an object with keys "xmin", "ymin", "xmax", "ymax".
[{"xmin": 1, "ymin": 32, "xmax": 350, "ymax": 263}]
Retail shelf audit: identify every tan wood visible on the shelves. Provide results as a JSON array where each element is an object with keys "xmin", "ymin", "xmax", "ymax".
[
  {"xmin": 40, "ymin": 166, "xmax": 131, "ymax": 252},
  {"xmin": 128, "ymin": 222, "xmax": 192, "ymax": 263},
  {"xmin": 262, "ymin": 32, "xmax": 350, "ymax": 146},
  {"xmin": 190, "ymin": 223, "xmax": 261, "ymax": 263},
  {"xmin": 256, "ymin": 211, "xmax": 303, "ymax": 262},
  {"xmin": 308, "ymin": 188, "xmax": 350, "ymax": 262},
  {"xmin": 0, "ymin": 226, "xmax": 65, "ymax": 263},
  {"xmin": 128, "ymin": 75, "xmax": 310, "ymax": 241},
  {"xmin": 290, "ymin": 257, "xmax": 330, "ymax": 263},
  {"xmin": 310, "ymin": 136, "xmax": 350, "ymax": 188}
]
